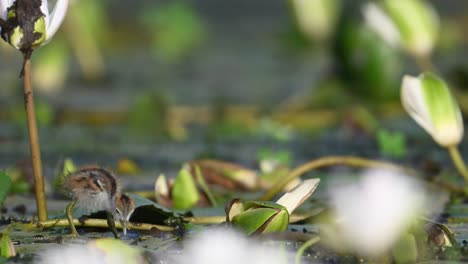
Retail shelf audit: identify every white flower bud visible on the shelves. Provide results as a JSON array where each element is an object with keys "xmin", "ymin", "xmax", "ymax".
[{"xmin": 401, "ymin": 73, "xmax": 463, "ymax": 147}]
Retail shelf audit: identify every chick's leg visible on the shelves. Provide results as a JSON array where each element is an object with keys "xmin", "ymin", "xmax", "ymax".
[
  {"xmin": 106, "ymin": 211, "xmax": 120, "ymax": 239},
  {"xmin": 66, "ymin": 200, "xmax": 78, "ymax": 236}
]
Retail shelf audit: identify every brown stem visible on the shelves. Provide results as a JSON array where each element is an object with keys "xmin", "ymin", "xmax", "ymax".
[
  {"xmin": 23, "ymin": 57, "xmax": 47, "ymax": 221},
  {"xmin": 37, "ymin": 218, "xmax": 173, "ymax": 232},
  {"xmin": 260, "ymin": 156, "xmax": 416, "ymax": 201}
]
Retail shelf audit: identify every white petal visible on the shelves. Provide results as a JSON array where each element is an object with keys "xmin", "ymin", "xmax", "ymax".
[
  {"xmin": 401, "ymin": 75, "xmax": 434, "ymax": 136},
  {"xmin": 276, "ymin": 178, "xmax": 319, "ymax": 214},
  {"xmin": 0, "ymin": 0, "xmax": 15, "ymax": 20},
  {"xmin": 362, "ymin": 2, "xmax": 400, "ymax": 47},
  {"xmin": 40, "ymin": 0, "xmax": 49, "ymax": 27},
  {"xmin": 44, "ymin": 0, "xmax": 68, "ymax": 43}
]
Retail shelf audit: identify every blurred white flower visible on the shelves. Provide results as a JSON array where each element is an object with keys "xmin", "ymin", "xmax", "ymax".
[
  {"xmin": 36, "ymin": 238, "xmax": 147, "ymax": 264},
  {"xmin": 176, "ymin": 228, "xmax": 292, "ymax": 264},
  {"xmin": 328, "ymin": 170, "xmax": 428, "ymax": 256},
  {"xmin": 362, "ymin": 0, "xmax": 439, "ymax": 57},
  {"xmin": 0, "ymin": 0, "xmax": 69, "ymax": 50},
  {"xmin": 401, "ymin": 73, "xmax": 463, "ymax": 147}
]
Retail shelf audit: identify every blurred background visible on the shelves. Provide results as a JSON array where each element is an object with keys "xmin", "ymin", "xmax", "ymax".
[{"xmin": 0, "ymin": 0, "xmax": 467, "ymax": 182}]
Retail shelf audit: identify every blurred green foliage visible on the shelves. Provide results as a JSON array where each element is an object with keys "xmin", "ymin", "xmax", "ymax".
[
  {"xmin": 33, "ymin": 37, "xmax": 69, "ymax": 92},
  {"xmin": 257, "ymin": 149, "xmax": 292, "ymax": 167},
  {"xmin": 127, "ymin": 91, "xmax": 169, "ymax": 139},
  {"xmin": 377, "ymin": 129, "xmax": 407, "ymax": 159},
  {"xmin": 140, "ymin": 1, "xmax": 207, "ymax": 61},
  {"xmin": 5, "ymin": 168, "xmax": 31, "ymax": 195},
  {"xmin": 70, "ymin": 0, "xmax": 110, "ymax": 45},
  {"xmin": 10, "ymin": 100, "xmax": 54, "ymax": 127},
  {"xmin": 336, "ymin": 21, "xmax": 403, "ymax": 102},
  {"xmin": 53, "ymin": 158, "xmax": 77, "ymax": 196},
  {"xmin": 0, "ymin": 171, "xmax": 12, "ymax": 211}
]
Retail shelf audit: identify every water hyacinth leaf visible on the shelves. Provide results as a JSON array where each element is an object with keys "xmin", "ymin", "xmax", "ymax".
[
  {"xmin": 172, "ymin": 166, "xmax": 200, "ymax": 210},
  {"xmin": 0, "ymin": 171, "xmax": 12, "ymax": 209},
  {"xmin": 401, "ymin": 73, "xmax": 463, "ymax": 147},
  {"xmin": 0, "ymin": 233, "xmax": 15, "ymax": 258},
  {"xmin": 276, "ymin": 178, "xmax": 320, "ymax": 214}
]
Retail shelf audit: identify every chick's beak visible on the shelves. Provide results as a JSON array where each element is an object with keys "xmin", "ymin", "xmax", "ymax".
[{"xmin": 121, "ymin": 220, "xmax": 128, "ymax": 236}]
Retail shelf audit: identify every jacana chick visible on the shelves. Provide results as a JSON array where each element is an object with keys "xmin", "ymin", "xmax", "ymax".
[{"xmin": 63, "ymin": 167, "xmax": 135, "ymax": 238}]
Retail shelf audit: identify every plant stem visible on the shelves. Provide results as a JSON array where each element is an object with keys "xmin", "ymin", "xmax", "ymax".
[
  {"xmin": 295, "ymin": 236, "xmax": 320, "ymax": 264},
  {"xmin": 260, "ymin": 156, "xmax": 414, "ymax": 201},
  {"xmin": 447, "ymin": 146, "xmax": 468, "ymax": 186},
  {"xmin": 23, "ymin": 57, "xmax": 47, "ymax": 221},
  {"xmin": 37, "ymin": 218, "xmax": 174, "ymax": 232},
  {"xmin": 183, "ymin": 212, "xmax": 318, "ymax": 225},
  {"xmin": 414, "ymin": 55, "xmax": 436, "ymax": 73},
  {"xmin": 194, "ymin": 165, "xmax": 218, "ymax": 207}
]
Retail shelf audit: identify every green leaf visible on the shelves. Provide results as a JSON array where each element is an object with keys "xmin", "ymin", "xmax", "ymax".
[
  {"xmin": 377, "ymin": 129, "xmax": 407, "ymax": 158},
  {"xmin": 0, "ymin": 234, "xmax": 15, "ymax": 258},
  {"xmin": 0, "ymin": 172, "xmax": 12, "ymax": 210},
  {"xmin": 231, "ymin": 208, "xmax": 280, "ymax": 235},
  {"xmin": 172, "ymin": 167, "xmax": 200, "ymax": 210}
]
